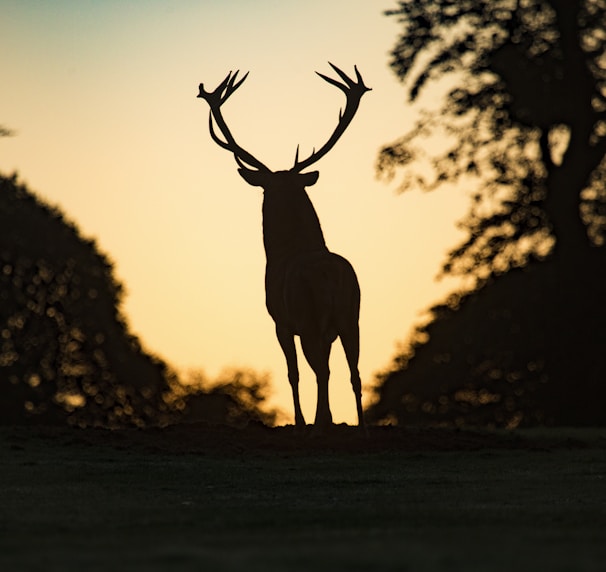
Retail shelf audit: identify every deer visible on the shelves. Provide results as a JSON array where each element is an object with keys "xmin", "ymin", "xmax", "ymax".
[{"xmin": 197, "ymin": 63, "xmax": 370, "ymax": 432}]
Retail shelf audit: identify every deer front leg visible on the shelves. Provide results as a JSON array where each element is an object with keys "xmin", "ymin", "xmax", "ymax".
[
  {"xmin": 276, "ymin": 325, "xmax": 305, "ymax": 428},
  {"xmin": 300, "ymin": 334, "xmax": 332, "ymax": 431}
]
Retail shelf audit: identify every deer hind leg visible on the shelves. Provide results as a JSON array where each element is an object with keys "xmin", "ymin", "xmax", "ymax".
[
  {"xmin": 276, "ymin": 325, "xmax": 305, "ymax": 427},
  {"xmin": 300, "ymin": 334, "xmax": 333, "ymax": 430},
  {"xmin": 340, "ymin": 326, "xmax": 366, "ymax": 431}
]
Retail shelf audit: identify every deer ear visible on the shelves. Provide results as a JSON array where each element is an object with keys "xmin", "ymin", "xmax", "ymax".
[
  {"xmin": 238, "ymin": 168, "xmax": 265, "ymax": 187},
  {"xmin": 301, "ymin": 171, "xmax": 319, "ymax": 187}
]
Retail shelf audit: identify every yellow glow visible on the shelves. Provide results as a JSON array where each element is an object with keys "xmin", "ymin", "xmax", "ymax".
[{"xmin": 1, "ymin": 1, "xmax": 468, "ymax": 424}]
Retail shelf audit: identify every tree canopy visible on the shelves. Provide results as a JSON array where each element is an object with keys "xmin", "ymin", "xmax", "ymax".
[
  {"xmin": 371, "ymin": 0, "xmax": 606, "ymax": 427},
  {"xmin": 0, "ymin": 174, "xmax": 279, "ymax": 427},
  {"xmin": 0, "ymin": 173, "xmax": 176, "ymax": 426}
]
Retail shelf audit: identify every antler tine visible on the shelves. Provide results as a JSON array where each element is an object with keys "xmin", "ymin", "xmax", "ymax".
[
  {"xmin": 217, "ymin": 70, "xmax": 236, "ymax": 97},
  {"xmin": 328, "ymin": 62, "xmax": 354, "ymax": 83},
  {"xmin": 293, "ymin": 64, "xmax": 371, "ymax": 172},
  {"xmin": 353, "ymin": 64, "xmax": 367, "ymax": 88},
  {"xmin": 316, "ymin": 62, "xmax": 371, "ymax": 94},
  {"xmin": 315, "ymin": 70, "xmax": 348, "ymax": 92},
  {"xmin": 222, "ymin": 71, "xmax": 249, "ymax": 102},
  {"xmin": 198, "ymin": 70, "xmax": 269, "ymax": 171}
]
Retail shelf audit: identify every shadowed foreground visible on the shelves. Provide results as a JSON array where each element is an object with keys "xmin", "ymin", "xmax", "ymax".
[{"xmin": 1, "ymin": 425, "xmax": 605, "ymax": 572}]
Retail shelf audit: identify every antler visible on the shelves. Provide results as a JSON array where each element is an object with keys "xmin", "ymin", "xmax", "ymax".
[
  {"xmin": 197, "ymin": 71, "xmax": 269, "ymax": 171},
  {"xmin": 292, "ymin": 63, "xmax": 371, "ymax": 173}
]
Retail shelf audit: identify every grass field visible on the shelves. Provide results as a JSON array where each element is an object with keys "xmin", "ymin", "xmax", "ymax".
[{"xmin": 1, "ymin": 425, "xmax": 605, "ymax": 571}]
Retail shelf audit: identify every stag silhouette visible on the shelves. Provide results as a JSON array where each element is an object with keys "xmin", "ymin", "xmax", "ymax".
[{"xmin": 197, "ymin": 64, "xmax": 370, "ymax": 431}]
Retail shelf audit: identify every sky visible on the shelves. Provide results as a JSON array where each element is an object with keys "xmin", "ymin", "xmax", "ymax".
[{"xmin": 1, "ymin": 0, "xmax": 469, "ymax": 424}]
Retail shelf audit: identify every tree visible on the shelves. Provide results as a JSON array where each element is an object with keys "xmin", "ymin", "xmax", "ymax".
[
  {"xmin": 0, "ymin": 173, "xmax": 285, "ymax": 429},
  {"xmin": 371, "ymin": 0, "xmax": 606, "ymax": 426},
  {"xmin": 0, "ymin": 173, "xmax": 175, "ymax": 427},
  {"xmin": 170, "ymin": 368, "xmax": 283, "ymax": 427}
]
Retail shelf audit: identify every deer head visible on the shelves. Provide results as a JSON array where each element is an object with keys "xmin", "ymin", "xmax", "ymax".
[{"xmin": 196, "ymin": 63, "xmax": 371, "ymax": 189}]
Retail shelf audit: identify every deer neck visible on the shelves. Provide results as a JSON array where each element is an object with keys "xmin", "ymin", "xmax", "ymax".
[{"xmin": 262, "ymin": 189, "xmax": 328, "ymax": 266}]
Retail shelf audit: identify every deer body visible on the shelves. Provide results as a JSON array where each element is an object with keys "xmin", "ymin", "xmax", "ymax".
[
  {"xmin": 197, "ymin": 65, "xmax": 370, "ymax": 430},
  {"xmin": 242, "ymin": 168, "xmax": 362, "ymax": 428}
]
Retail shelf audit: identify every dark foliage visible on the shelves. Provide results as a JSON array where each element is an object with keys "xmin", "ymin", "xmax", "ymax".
[
  {"xmin": 0, "ymin": 173, "xmax": 177, "ymax": 427},
  {"xmin": 371, "ymin": 260, "xmax": 606, "ymax": 428},
  {"xmin": 170, "ymin": 369, "xmax": 281, "ymax": 427},
  {"xmin": 0, "ymin": 173, "xmax": 281, "ymax": 428},
  {"xmin": 371, "ymin": 0, "xmax": 606, "ymax": 426}
]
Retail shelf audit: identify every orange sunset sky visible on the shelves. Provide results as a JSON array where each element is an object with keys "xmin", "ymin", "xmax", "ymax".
[{"xmin": 1, "ymin": 0, "xmax": 469, "ymax": 423}]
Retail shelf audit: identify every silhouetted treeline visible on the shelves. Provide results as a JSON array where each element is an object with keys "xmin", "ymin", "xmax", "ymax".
[
  {"xmin": 370, "ymin": 0, "xmax": 606, "ymax": 427},
  {"xmin": 172, "ymin": 369, "xmax": 280, "ymax": 427},
  {"xmin": 0, "ymin": 173, "xmax": 277, "ymax": 427}
]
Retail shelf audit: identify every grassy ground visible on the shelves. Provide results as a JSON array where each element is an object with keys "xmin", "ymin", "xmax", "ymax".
[{"xmin": 1, "ymin": 425, "xmax": 605, "ymax": 571}]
